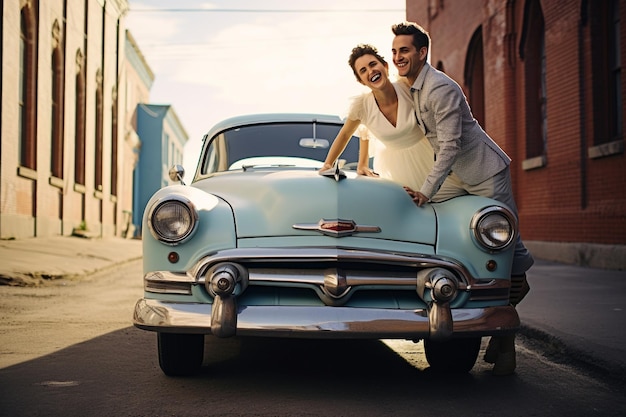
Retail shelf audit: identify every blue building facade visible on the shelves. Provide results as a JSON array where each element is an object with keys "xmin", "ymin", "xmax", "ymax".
[{"xmin": 134, "ymin": 104, "xmax": 188, "ymax": 236}]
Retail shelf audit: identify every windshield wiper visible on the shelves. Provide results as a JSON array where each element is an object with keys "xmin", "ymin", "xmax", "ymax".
[{"xmin": 242, "ymin": 164, "xmax": 296, "ymax": 171}]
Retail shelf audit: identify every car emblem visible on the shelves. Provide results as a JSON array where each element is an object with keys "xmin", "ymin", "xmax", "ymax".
[{"xmin": 293, "ymin": 219, "xmax": 381, "ymax": 237}]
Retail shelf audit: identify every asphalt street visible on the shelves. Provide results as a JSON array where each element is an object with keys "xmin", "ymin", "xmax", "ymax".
[{"xmin": 1, "ymin": 236, "xmax": 624, "ymax": 379}]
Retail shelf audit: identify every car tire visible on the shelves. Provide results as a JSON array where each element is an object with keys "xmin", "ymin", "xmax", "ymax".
[
  {"xmin": 158, "ymin": 333, "xmax": 204, "ymax": 376},
  {"xmin": 423, "ymin": 337, "xmax": 481, "ymax": 373}
]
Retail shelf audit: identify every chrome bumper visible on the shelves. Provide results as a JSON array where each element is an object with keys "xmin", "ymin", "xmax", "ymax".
[{"xmin": 133, "ymin": 299, "xmax": 520, "ymax": 339}]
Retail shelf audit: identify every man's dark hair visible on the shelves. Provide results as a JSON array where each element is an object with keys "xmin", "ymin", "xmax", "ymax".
[
  {"xmin": 392, "ymin": 21, "xmax": 430, "ymax": 51},
  {"xmin": 348, "ymin": 44, "xmax": 387, "ymax": 82}
]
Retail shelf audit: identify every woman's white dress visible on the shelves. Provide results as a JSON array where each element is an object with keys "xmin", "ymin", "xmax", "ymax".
[{"xmin": 348, "ymin": 81, "xmax": 464, "ymax": 201}]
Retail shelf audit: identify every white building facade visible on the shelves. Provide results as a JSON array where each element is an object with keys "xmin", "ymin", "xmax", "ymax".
[{"xmin": 1, "ymin": 0, "xmax": 143, "ymax": 239}]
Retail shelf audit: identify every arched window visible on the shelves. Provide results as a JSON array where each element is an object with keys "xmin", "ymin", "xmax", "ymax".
[
  {"xmin": 19, "ymin": 2, "xmax": 38, "ymax": 171},
  {"xmin": 520, "ymin": 0, "xmax": 547, "ymax": 160},
  {"xmin": 465, "ymin": 27, "xmax": 485, "ymax": 127},
  {"xmin": 590, "ymin": 0, "xmax": 623, "ymax": 145},
  {"xmin": 51, "ymin": 20, "xmax": 64, "ymax": 180},
  {"xmin": 75, "ymin": 50, "xmax": 86, "ymax": 186},
  {"xmin": 111, "ymin": 87, "xmax": 118, "ymax": 197},
  {"xmin": 95, "ymin": 70, "xmax": 104, "ymax": 191}
]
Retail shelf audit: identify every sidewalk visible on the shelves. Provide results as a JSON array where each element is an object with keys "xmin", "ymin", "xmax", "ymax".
[
  {"xmin": 518, "ymin": 260, "xmax": 626, "ymax": 380},
  {"xmin": 0, "ymin": 236, "xmax": 624, "ymax": 378},
  {"xmin": 0, "ymin": 236, "xmax": 142, "ymax": 286}
]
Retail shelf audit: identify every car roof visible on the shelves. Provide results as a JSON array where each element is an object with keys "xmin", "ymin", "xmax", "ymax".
[{"xmin": 202, "ymin": 113, "xmax": 344, "ymax": 141}]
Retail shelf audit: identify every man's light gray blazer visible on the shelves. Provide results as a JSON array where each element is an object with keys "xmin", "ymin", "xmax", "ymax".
[{"xmin": 408, "ymin": 63, "xmax": 511, "ymax": 199}]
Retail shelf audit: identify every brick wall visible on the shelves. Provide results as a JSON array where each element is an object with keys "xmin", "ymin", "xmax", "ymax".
[{"xmin": 406, "ymin": 0, "xmax": 626, "ymax": 267}]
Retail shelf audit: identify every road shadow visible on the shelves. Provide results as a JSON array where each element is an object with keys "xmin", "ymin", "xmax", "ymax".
[{"xmin": 1, "ymin": 327, "xmax": 623, "ymax": 417}]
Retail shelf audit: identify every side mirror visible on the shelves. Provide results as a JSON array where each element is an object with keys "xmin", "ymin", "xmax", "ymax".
[{"xmin": 168, "ymin": 165, "xmax": 186, "ymax": 185}]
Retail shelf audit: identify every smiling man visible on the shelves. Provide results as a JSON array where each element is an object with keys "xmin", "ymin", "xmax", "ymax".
[{"xmin": 390, "ymin": 21, "xmax": 534, "ymax": 376}]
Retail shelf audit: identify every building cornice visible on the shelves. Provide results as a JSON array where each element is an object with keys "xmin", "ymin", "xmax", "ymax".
[
  {"xmin": 101, "ymin": 0, "xmax": 130, "ymax": 16},
  {"xmin": 125, "ymin": 30, "xmax": 155, "ymax": 89}
]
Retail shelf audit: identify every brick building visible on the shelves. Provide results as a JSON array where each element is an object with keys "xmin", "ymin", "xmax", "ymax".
[{"xmin": 405, "ymin": 0, "xmax": 625, "ymax": 268}]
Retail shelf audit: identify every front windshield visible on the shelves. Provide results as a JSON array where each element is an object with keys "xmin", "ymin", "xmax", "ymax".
[{"xmin": 199, "ymin": 122, "xmax": 360, "ymax": 176}]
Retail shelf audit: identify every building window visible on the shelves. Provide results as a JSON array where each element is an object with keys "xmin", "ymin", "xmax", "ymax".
[
  {"xmin": 465, "ymin": 27, "xmax": 485, "ymax": 127},
  {"xmin": 591, "ymin": 0, "xmax": 623, "ymax": 144},
  {"xmin": 520, "ymin": 0, "xmax": 547, "ymax": 160},
  {"xmin": 19, "ymin": 3, "xmax": 38, "ymax": 171},
  {"xmin": 51, "ymin": 20, "xmax": 64, "ymax": 180},
  {"xmin": 610, "ymin": 1, "xmax": 623, "ymax": 140},
  {"xmin": 95, "ymin": 70, "xmax": 104, "ymax": 191},
  {"xmin": 429, "ymin": 0, "xmax": 444, "ymax": 18},
  {"xmin": 163, "ymin": 132, "xmax": 170, "ymax": 168},
  {"xmin": 75, "ymin": 50, "xmax": 86, "ymax": 186},
  {"xmin": 111, "ymin": 88, "xmax": 119, "ymax": 197}
]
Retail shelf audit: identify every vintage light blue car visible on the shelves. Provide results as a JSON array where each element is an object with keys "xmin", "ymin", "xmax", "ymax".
[{"xmin": 133, "ymin": 113, "xmax": 520, "ymax": 376}]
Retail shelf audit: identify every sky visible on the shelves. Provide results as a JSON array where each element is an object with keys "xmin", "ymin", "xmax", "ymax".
[{"xmin": 125, "ymin": 0, "xmax": 407, "ymax": 175}]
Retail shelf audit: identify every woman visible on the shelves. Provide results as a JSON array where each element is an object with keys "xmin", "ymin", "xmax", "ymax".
[{"xmin": 321, "ymin": 44, "xmax": 463, "ymax": 202}]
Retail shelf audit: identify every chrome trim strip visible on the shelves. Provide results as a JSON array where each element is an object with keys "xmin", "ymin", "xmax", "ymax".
[
  {"xmin": 146, "ymin": 269, "xmax": 512, "ymax": 291},
  {"xmin": 187, "ymin": 247, "xmax": 472, "ymax": 281},
  {"xmin": 144, "ymin": 281, "xmax": 192, "ymax": 295},
  {"xmin": 145, "ymin": 271, "xmax": 194, "ymax": 282},
  {"xmin": 217, "ymin": 268, "xmax": 419, "ymax": 287},
  {"xmin": 133, "ymin": 299, "xmax": 520, "ymax": 338}
]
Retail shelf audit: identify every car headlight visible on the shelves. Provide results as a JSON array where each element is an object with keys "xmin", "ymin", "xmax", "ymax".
[
  {"xmin": 147, "ymin": 196, "xmax": 198, "ymax": 245},
  {"xmin": 471, "ymin": 206, "xmax": 517, "ymax": 251}
]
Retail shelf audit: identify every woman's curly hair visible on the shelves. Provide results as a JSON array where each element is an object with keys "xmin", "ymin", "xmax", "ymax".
[{"xmin": 348, "ymin": 44, "xmax": 387, "ymax": 82}]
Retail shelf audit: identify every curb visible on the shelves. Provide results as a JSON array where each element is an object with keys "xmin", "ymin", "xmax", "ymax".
[
  {"xmin": 519, "ymin": 325, "xmax": 626, "ymax": 384},
  {"xmin": 0, "ymin": 254, "xmax": 143, "ymax": 287}
]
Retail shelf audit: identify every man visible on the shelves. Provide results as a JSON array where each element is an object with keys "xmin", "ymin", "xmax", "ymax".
[{"xmin": 391, "ymin": 21, "xmax": 533, "ymax": 375}]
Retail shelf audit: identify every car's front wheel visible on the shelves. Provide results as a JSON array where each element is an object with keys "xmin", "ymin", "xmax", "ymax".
[
  {"xmin": 423, "ymin": 337, "xmax": 481, "ymax": 373},
  {"xmin": 157, "ymin": 333, "xmax": 204, "ymax": 376}
]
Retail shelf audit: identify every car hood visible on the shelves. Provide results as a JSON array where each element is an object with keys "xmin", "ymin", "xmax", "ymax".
[{"xmin": 192, "ymin": 170, "xmax": 436, "ymax": 245}]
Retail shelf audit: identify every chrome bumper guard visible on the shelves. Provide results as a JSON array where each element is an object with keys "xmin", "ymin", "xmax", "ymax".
[{"xmin": 133, "ymin": 298, "xmax": 519, "ymax": 339}]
